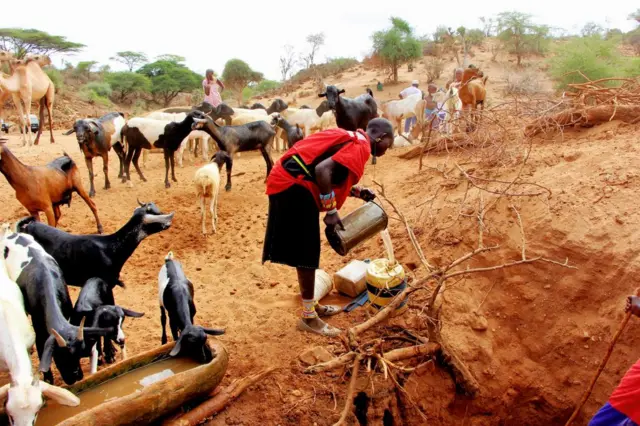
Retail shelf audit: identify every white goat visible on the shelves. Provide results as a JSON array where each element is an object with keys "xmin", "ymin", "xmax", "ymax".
[
  {"xmin": 176, "ymin": 130, "xmax": 212, "ymax": 167},
  {"xmin": 438, "ymin": 86, "xmax": 462, "ymax": 134},
  {"xmin": 281, "ymin": 108, "xmax": 324, "ymax": 137},
  {"xmin": 194, "ymin": 152, "xmax": 230, "ymax": 235},
  {"xmin": 379, "ymin": 93, "xmax": 423, "ymax": 136},
  {"xmin": 0, "ymin": 235, "xmax": 79, "ymax": 424}
]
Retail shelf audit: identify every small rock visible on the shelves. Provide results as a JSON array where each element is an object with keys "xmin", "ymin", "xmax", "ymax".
[
  {"xmin": 584, "ymin": 344, "xmax": 589, "ymax": 349},
  {"xmin": 196, "ymin": 267, "xmax": 202, "ymax": 271},
  {"xmin": 270, "ymin": 282, "xmax": 279, "ymax": 288},
  {"xmin": 544, "ymin": 284, "xmax": 551, "ymax": 290},
  {"xmin": 469, "ymin": 312, "xmax": 488, "ymax": 331},
  {"xmin": 291, "ymin": 389, "xmax": 303, "ymax": 397},
  {"xmin": 583, "ymin": 331, "xmax": 590, "ymax": 340},
  {"xmin": 615, "ymin": 216, "xmax": 624, "ymax": 225},
  {"xmin": 230, "ymin": 289, "xmax": 236, "ymax": 295},
  {"xmin": 299, "ymin": 346, "xmax": 334, "ymax": 366}
]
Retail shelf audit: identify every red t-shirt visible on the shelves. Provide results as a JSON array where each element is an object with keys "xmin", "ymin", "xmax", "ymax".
[
  {"xmin": 266, "ymin": 128, "xmax": 371, "ymax": 211},
  {"xmin": 609, "ymin": 358, "xmax": 640, "ymax": 422}
]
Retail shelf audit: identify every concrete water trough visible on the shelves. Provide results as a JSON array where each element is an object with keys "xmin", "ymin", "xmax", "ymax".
[{"xmin": 0, "ymin": 341, "xmax": 228, "ymax": 426}]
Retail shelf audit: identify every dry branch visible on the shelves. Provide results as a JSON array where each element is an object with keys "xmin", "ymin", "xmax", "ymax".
[
  {"xmin": 165, "ymin": 367, "xmax": 277, "ymax": 426},
  {"xmin": 383, "ymin": 343, "xmax": 441, "ymax": 362},
  {"xmin": 525, "ymin": 105, "xmax": 640, "ymax": 137},
  {"xmin": 305, "ymin": 351, "xmax": 357, "ymax": 374},
  {"xmin": 333, "ymin": 354, "xmax": 363, "ymax": 426}
]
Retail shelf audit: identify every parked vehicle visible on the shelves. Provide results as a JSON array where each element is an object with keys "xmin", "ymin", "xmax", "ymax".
[
  {"xmin": 25, "ymin": 114, "xmax": 39, "ymax": 133},
  {"xmin": 0, "ymin": 119, "xmax": 8, "ymax": 134}
]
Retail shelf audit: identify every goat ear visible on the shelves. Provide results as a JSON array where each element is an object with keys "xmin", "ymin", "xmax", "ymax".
[
  {"xmin": 121, "ymin": 308, "xmax": 144, "ymax": 318},
  {"xmin": 40, "ymin": 381, "xmax": 80, "ymax": 407},
  {"xmin": 338, "ymin": 89, "xmax": 346, "ymax": 95},
  {"xmin": 318, "ymin": 93, "xmax": 326, "ymax": 98},
  {"xmin": 169, "ymin": 336, "xmax": 183, "ymax": 356},
  {"xmin": 39, "ymin": 335, "xmax": 56, "ymax": 373},
  {"xmin": 63, "ymin": 129, "xmax": 75, "ymax": 135},
  {"xmin": 202, "ymin": 327, "xmax": 225, "ymax": 336}
]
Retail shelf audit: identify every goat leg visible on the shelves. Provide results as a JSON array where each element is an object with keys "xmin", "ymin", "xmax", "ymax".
[
  {"xmin": 224, "ymin": 153, "xmax": 233, "ymax": 191},
  {"xmin": 102, "ymin": 153, "xmax": 110, "ymax": 191},
  {"xmin": 53, "ymin": 206, "xmax": 61, "ymax": 222},
  {"xmin": 170, "ymin": 151, "xmax": 177, "ymax": 182},
  {"xmin": 160, "ymin": 307, "xmax": 168, "ymax": 345},
  {"xmin": 43, "ymin": 206, "xmax": 56, "ymax": 227},
  {"xmin": 85, "ymin": 157, "xmax": 96, "ymax": 198},
  {"xmin": 200, "ymin": 196, "xmax": 207, "ymax": 235},
  {"xmin": 122, "ymin": 147, "xmax": 134, "ymax": 183},
  {"xmin": 132, "ymin": 148, "xmax": 147, "ymax": 182},
  {"xmin": 113, "ymin": 143, "xmax": 125, "ymax": 178},
  {"xmin": 163, "ymin": 151, "xmax": 171, "ymax": 188}
]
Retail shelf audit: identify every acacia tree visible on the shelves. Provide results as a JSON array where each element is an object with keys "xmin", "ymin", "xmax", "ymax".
[
  {"xmin": 302, "ymin": 33, "xmax": 325, "ymax": 68},
  {"xmin": 106, "ymin": 72, "xmax": 151, "ymax": 102},
  {"xmin": 479, "ymin": 17, "xmax": 495, "ymax": 37},
  {"xmin": 496, "ymin": 12, "xmax": 547, "ymax": 66},
  {"xmin": 372, "ymin": 17, "xmax": 422, "ymax": 83},
  {"xmin": 0, "ymin": 28, "xmax": 84, "ymax": 58},
  {"xmin": 138, "ymin": 57, "xmax": 201, "ymax": 106},
  {"xmin": 279, "ymin": 45, "xmax": 296, "ymax": 81},
  {"xmin": 110, "ymin": 51, "xmax": 148, "ymax": 71},
  {"xmin": 222, "ymin": 59, "xmax": 263, "ymax": 104}
]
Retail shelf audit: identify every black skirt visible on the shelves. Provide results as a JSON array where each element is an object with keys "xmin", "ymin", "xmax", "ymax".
[{"xmin": 262, "ymin": 184, "xmax": 320, "ymax": 269}]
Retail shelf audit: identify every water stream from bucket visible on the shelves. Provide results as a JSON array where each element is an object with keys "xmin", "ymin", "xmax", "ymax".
[
  {"xmin": 380, "ymin": 229, "xmax": 396, "ymax": 266},
  {"xmin": 36, "ymin": 356, "xmax": 201, "ymax": 425}
]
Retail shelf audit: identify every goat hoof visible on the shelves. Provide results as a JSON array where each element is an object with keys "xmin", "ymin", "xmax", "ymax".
[
  {"xmin": 104, "ymin": 183, "xmax": 111, "ymax": 190},
  {"xmin": 225, "ymin": 184, "xmax": 232, "ymax": 192},
  {"xmin": 165, "ymin": 182, "xmax": 171, "ymax": 189},
  {"xmin": 89, "ymin": 190, "xmax": 95, "ymax": 198},
  {"xmin": 97, "ymin": 225, "xmax": 103, "ymax": 234}
]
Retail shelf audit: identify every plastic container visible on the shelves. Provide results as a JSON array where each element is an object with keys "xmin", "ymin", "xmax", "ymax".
[
  {"xmin": 325, "ymin": 202, "xmax": 388, "ymax": 256},
  {"xmin": 366, "ymin": 258, "xmax": 408, "ymax": 317},
  {"xmin": 314, "ymin": 269, "xmax": 333, "ymax": 301},
  {"xmin": 334, "ymin": 260, "xmax": 369, "ymax": 298}
]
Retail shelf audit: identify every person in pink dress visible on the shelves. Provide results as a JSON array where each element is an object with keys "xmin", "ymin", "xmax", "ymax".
[{"xmin": 203, "ymin": 69, "xmax": 224, "ymax": 107}]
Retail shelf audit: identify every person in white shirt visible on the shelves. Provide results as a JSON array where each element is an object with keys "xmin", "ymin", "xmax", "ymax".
[{"xmin": 399, "ymin": 80, "xmax": 422, "ymax": 134}]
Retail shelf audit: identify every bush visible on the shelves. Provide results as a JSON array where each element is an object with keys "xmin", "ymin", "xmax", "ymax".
[
  {"xmin": 424, "ymin": 58, "xmax": 445, "ymax": 83},
  {"xmin": 548, "ymin": 36, "xmax": 632, "ymax": 89},
  {"xmin": 466, "ymin": 29, "xmax": 485, "ymax": 47},
  {"xmin": 44, "ymin": 68, "xmax": 63, "ymax": 93},
  {"xmin": 626, "ymin": 27, "xmax": 640, "ymax": 55},
  {"xmin": 422, "ymin": 41, "xmax": 441, "ymax": 57},
  {"xmin": 105, "ymin": 71, "xmax": 151, "ymax": 102},
  {"xmin": 504, "ymin": 71, "xmax": 540, "ymax": 95},
  {"xmin": 80, "ymin": 82, "xmax": 112, "ymax": 106}
]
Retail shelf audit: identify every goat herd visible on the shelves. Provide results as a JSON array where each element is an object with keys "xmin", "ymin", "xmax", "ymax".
[{"xmin": 0, "ymin": 68, "xmax": 489, "ymax": 423}]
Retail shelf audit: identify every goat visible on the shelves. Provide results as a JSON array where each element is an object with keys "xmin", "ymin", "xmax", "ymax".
[
  {"xmin": 271, "ymin": 114, "xmax": 303, "ymax": 149},
  {"xmin": 280, "ymin": 102, "xmax": 331, "ymax": 137},
  {"xmin": 249, "ymin": 99, "xmax": 288, "ymax": 115},
  {"xmin": 458, "ymin": 68, "xmax": 488, "ymax": 132},
  {"xmin": 0, "ymin": 144, "xmax": 103, "ymax": 233},
  {"xmin": 437, "ymin": 86, "xmax": 463, "ymax": 134},
  {"xmin": 318, "ymin": 86, "xmax": 378, "ymax": 131},
  {"xmin": 0, "ymin": 262, "xmax": 80, "ymax": 424},
  {"xmin": 158, "ymin": 251, "xmax": 224, "ymax": 362},
  {"xmin": 176, "ymin": 130, "xmax": 211, "ymax": 167},
  {"xmin": 143, "ymin": 112, "xmax": 210, "ymax": 168},
  {"xmin": 193, "ymin": 116, "xmax": 275, "ymax": 191},
  {"xmin": 379, "ymin": 93, "xmax": 423, "ymax": 136},
  {"xmin": 165, "ymin": 103, "xmax": 235, "ymax": 126},
  {"xmin": 0, "ymin": 230, "xmax": 110, "ymax": 384},
  {"xmin": 63, "ymin": 112, "xmax": 126, "ymax": 197},
  {"xmin": 121, "ymin": 110, "xmax": 222, "ymax": 188},
  {"xmin": 194, "ymin": 152, "xmax": 232, "ymax": 235},
  {"xmin": 72, "ymin": 278, "xmax": 143, "ymax": 374},
  {"xmin": 16, "ymin": 201, "xmax": 174, "ymax": 289}
]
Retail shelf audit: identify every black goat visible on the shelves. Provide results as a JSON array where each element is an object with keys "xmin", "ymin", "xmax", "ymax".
[
  {"xmin": 271, "ymin": 114, "xmax": 304, "ymax": 149},
  {"xmin": 318, "ymin": 86, "xmax": 378, "ymax": 131},
  {"xmin": 17, "ymin": 201, "xmax": 174, "ymax": 288},
  {"xmin": 250, "ymin": 99, "xmax": 288, "ymax": 115},
  {"xmin": 159, "ymin": 252, "xmax": 224, "ymax": 363},
  {"xmin": 165, "ymin": 103, "xmax": 235, "ymax": 126},
  {"xmin": 63, "ymin": 112, "xmax": 126, "ymax": 197},
  {"xmin": 193, "ymin": 116, "xmax": 276, "ymax": 191},
  {"xmin": 0, "ymin": 232, "xmax": 110, "ymax": 384},
  {"xmin": 72, "ymin": 277, "xmax": 144, "ymax": 373}
]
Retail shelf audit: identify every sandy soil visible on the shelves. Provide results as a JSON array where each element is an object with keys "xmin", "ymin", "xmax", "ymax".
[{"xmin": 0, "ymin": 48, "xmax": 639, "ymax": 426}]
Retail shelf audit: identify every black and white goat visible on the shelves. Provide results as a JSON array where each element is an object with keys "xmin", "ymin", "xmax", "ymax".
[
  {"xmin": 17, "ymin": 201, "xmax": 174, "ymax": 289},
  {"xmin": 121, "ymin": 110, "xmax": 224, "ymax": 188},
  {"xmin": 0, "ymin": 231, "xmax": 110, "ymax": 384},
  {"xmin": 72, "ymin": 278, "xmax": 144, "ymax": 374},
  {"xmin": 0, "ymin": 258, "xmax": 80, "ymax": 424},
  {"xmin": 318, "ymin": 85, "xmax": 378, "ymax": 131},
  {"xmin": 158, "ymin": 252, "xmax": 224, "ymax": 363},
  {"xmin": 192, "ymin": 115, "xmax": 275, "ymax": 191},
  {"xmin": 63, "ymin": 112, "xmax": 126, "ymax": 197}
]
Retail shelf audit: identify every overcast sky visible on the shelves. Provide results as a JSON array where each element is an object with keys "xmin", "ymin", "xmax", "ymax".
[{"xmin": 4, "ymin": 0, "xmax": 637, "ymax": 80}]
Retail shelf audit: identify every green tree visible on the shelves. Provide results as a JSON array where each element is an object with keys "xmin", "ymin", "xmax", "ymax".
[
  {"xmin": 106, "ymin": 71, "xmax": 151, "ymax": 102},
  {"xmin": 138, "ymin": 59, "xmax": 201, "ymax": 106},
  {"xmin": 581, "ymin": 22, "xmax": 604, "ymax": 38},
  {"xmin": 466, "ymin": 29, "xmax": 486, "ymax": 47},
  {"xmin": 110, "ymin": 51, "xmax": 148, "ymax": 71},
  {"xmin": 155, "ymin": 54, "xmax": 186, "ymax": 63},
  {"xmin": 479, "ymin": 16, "xmax": 495, "ymax": 37},
  {"xmin": 222, "ymin": 59, "xmax": 263, "ymax": 103},
  {"xmin": 76, "ymin": 61, "xmax": 98, "ymax": 74},
  {"xmin": 497, "ymin": 11, "xmax": 546, "ymax": 66},
  {"xmin": 372, "ymin": 17, "xmax": 422, "ymax": 82},
  {"xmin": 0, "ymin": 28, "xmax": 84, "ymax": 58}
]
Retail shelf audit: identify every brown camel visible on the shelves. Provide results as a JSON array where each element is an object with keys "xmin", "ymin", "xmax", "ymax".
[{"xmin": 0, "ymin": 54, "xmax": 55, "ymax": 146}]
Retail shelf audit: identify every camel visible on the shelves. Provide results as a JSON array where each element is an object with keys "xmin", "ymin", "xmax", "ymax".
[{"xmin": 0, "ymin": 55, "xmax": 55, "ymax": 146}]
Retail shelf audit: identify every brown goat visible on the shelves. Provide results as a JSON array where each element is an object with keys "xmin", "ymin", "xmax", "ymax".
[
  {"xmin": 458, "ymin": 68, "xmax": 488, "ymax": 131},
  {"xmin": 0, "ymin": 143, "xmax": 103, "ymax": 233}
]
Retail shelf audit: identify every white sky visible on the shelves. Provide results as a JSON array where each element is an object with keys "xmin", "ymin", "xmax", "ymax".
[{"xmin": 3, "ymin": 0, "xmax": 637, "ymax": 80}]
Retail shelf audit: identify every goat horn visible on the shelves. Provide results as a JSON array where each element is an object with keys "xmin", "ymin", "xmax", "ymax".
[
  {"xmin": 77, "ymin": 317, "xmax": 85, "ymax": 341},
  {"xmin": 137, "ymin": 198, "xmax": 145, "ymax": 207},
  {"xmin": 51, "ymin": 328, "xmax": 67, "ymax": 347}
]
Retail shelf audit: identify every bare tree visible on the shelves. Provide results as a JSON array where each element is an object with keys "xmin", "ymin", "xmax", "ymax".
[
  {"xmin": 279, "ymin": 45, "xmax": 296, "ymax": 81},
  {"xmin": 302, "ymin": 32, "xmax": 325, "ymax": 68}
]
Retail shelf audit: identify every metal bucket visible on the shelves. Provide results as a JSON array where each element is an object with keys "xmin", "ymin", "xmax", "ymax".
[{"xmin": 326, "ymin": 202, "xmax": 388, "ymax": 256}]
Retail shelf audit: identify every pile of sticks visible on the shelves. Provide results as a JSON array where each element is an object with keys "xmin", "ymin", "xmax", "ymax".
[{"xmin": 525, "ymin": 75, "xmax": 640, "ymax": 137}]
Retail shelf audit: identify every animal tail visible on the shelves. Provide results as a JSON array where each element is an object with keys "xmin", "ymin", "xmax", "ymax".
[
  {"xmin": 366, "ymin": 88, "xmax": 374, "ymax": 98},
  {"xmin": 165, "ymin": 251, "xmax": 174, "ymax": 261}
]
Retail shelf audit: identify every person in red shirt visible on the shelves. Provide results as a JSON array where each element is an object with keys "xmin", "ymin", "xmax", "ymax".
[
  {"xmin": 589, "ymin": 295, "xmax": 640, "ymax": 426},
  {"xmin": 263, "ymin": 118, "xmax": 394, "ymax": 336}
]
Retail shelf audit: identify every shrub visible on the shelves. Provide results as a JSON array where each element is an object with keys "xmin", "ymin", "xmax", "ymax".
[
  {"xmin": 424, "ymin": 58, "xmax": 445, "ymax": 83},
  {"xmin": 80, "ymin": 82, "xmax": 112, "ymax": 106},
  {"xmin": 466, "ymin": 29, "xmax": 485, "ymax": 47},
  {"xmin": 548, "ymin": 37, "xmax": 624, "ymax": 89},
  {"xmin": 44, "ymin": 68, "xmax": 63, "ymax": 93},
  {"xmin": 84, "ymin": 82, "xmax": 112, "ymax": 97},
  {"xmin": 626, "ymin": 27, "xmax": 640, "ymax": 55},
  {"xmin": 504, "ymin": 71, "xmax": 540, "ymax": 95},
  {"xmin": 422, "ymin": 41, "xmax": 441, "ymax": 57}
]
